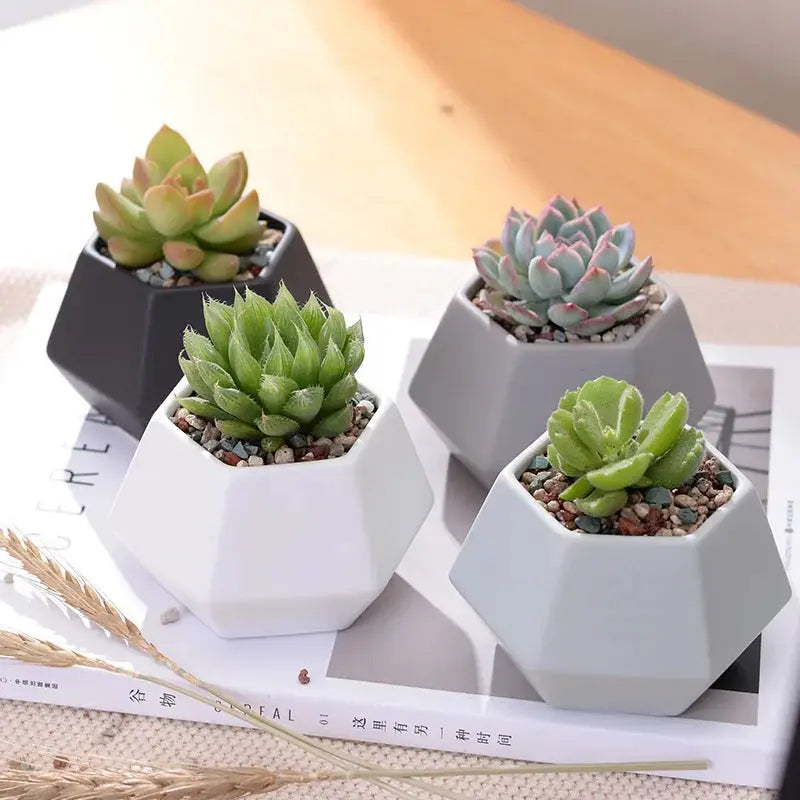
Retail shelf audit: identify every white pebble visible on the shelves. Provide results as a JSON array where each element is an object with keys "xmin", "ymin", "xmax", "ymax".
[
  {"xmin": 590, "ymin": 334, "xmax": 602, "ymax": 343},
  {"xmin": 274, "ymin": 446, "xmax": 295, "ymax": 464},
  {"xmin": 672, "ymin": 527, "xmax": 687, "ymax": 536},
  {"xmin": 160, "ymin": 607, "xmax": 180, "ymax": 625},
  {"xmin": 633, "ymin": 503, "xmax": 650, "ymax": 519},
  {"xmin": 546, "ymin": 500, "xmax": 560, "ymax": 512},
  {"xmin": 356, "ymin": 400, "xmax": 375, "ymax": 415},
  {"xmin": 562, "ymin": 501, "xmax": 577, "ymax": 514},
  {"xmin": 674, "ymin": 494, "xmax": 696, "ymax": 508},
  {"xmin": 601, "ymin": 332, "xmax": 616, "ymax": 343},
  {"xmin": 248, "ymin": 455, "xmax": 264, "ymax": 467},
  {"xmin": 714, "ymin": 493, "xmax": 731, "ymax": 508},
  {"xmin": 2, "ymin": 573, "xmax": 13, "ymax": 584}
]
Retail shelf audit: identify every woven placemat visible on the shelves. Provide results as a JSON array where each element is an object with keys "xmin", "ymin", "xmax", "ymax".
[{"xmin": 0, "ymin": 263, "xmax": 780, "ymax": 799}]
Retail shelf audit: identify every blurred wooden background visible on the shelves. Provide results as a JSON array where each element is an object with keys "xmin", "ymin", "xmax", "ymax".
[{"xmin": 1, "ymin": 0, "xmax": 799, "ymax": 282}]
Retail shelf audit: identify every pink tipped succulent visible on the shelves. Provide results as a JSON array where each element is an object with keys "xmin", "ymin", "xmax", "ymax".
[
  {"xmin": 93, "ymin": 125, "xmax": 266, "ymax": 283},
  {"xmin": 472, "ymin": 195, "xmax": 654, "ymax": 335}
]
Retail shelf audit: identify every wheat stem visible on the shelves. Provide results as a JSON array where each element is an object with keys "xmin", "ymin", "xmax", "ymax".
[{"xmin": 0, "ymin": 530, "xmax": 462, "ymax": 800}]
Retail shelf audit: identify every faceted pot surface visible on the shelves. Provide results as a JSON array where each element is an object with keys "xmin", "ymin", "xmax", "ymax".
[
  {"xmin": 449, "ymin": 434, "xmax": 791, "ymax": 715},
  {"xmin": 47, "ymin": 209, "xmax": 330, "ymax": 440},
  {"xmin": 110, "ymin": 379, "xmax": 434, "ymax": 638},
  {"xmin": 409, "ymin": 276, "xmax": 715, "ymax": 488}
]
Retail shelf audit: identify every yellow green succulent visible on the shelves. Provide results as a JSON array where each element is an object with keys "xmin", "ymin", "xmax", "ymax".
[{"xmin": 93, "ymin": 125, "xmax": 265, "ymax": 283}]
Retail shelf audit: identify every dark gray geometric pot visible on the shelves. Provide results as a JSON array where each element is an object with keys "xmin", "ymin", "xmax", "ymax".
[
  {"xmin": 409, "ymin": 276, "xmax": 716, "ymax": 488},
  {"xmin": 47, "ymin": 209, "xmax": 330, "ymax": 440}
]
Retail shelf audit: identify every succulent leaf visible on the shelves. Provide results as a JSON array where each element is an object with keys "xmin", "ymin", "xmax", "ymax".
[
  {"xmin": 215, "ymin": 420, "xmax": 262, "ymax": 440},
  {"xmin": 262, "ymin": 329, "xmax": 294, "ymax": 378},
  {"xmin": 192, "ymin": 253, "xmax": 240, "ymax": 283},
  {"xmin": 213, "ymin": 385, "xmax": 261, "ymax": 423},
  {"xmin": 193, "ymin": 359, "xmax": 235, "ymax": 393},
  {"xmin": 300, "ymin": 294, "xmax": 327, "ymax": 340},
  {"xmin": 575, "ymin": 488, "xmax": 628, "ymax": 517},
  {"xmin": 643, "ymin": 428, "xmax": 705, "ymax": 489},
  {"xmin": 558, "ymin": 474, "xmax": 593, "ymax": 500},
  {"xmin": 96, "ymin": 183, "xmax": 155, "ymax": 237},
  {"xmin": 528, "ymin": 256, "xmax": 564, "ymax": 299},
  {"xmin": 547, "ymin": 409, "xmax": 603, "ymax": 471},
  {"xmin": 311, "ymin": 405, "xmax": 354, "ymax": 438},
  {"xmin": 227, "ymin": 330, "xmax": 262, "ymax": 397},
  {"xmin": 586, "ymin": 452, "xmax": 653, "ymax": 491},
  {"xmin": 637, "ymin": 392, "xmax": 688, "ymax": 457},
  {"xmin": 257, "ymin": 414, "xmax": 301, "ymax": 438},
  {"xmin": 143, "ymin": 184, "xmax": 193, "ymax": 237},
  {"xmin": 258, "ymin": 374, "xmax": 299, "ymax": 415},
  {"xmin": 563, "ymin": 266, "xmax": 611, "ymax": 307},
  {"xmin": 291, "ymin": 327, "xmax": 321, "ymax": 388},
  {"xmin": 178, "ymin": 355, "xmax": 213, "ymax": 401},
  {"xmin": 194, "ymin": 189, "xmax": 260, "ymax": 246},
  {"xmin": 183, "ymin": 328, "xmax": 227, "ymax": 369},
  {"xmin": 208, "ymin": 152, "xmax": 248, "ymax": 216},
  {"xmin": 344, "ymin": 338, "xmax": 365, "ymax": 374},
  {"xmin": 163, "ymin": 238, "xmax": 205, "ymax": 271},
  {"xmin": 237, "ymin": 289, "xmax": 273, "ymax": 360},
  {"xmin": 202, "ymin": 296, "xmax": 234, "ymax": 356},
  {"xmin": 546, "ymin": 245, "xmax": 585, "ymax": 288},
  {"xmin": 145, "ymin": 125, "xmax": 192, "ymax": 173},
  {"xmin": 318, "ymin": 340, "xmax": 346, "ymax": 389},
  {"xmin": 321, "ymin": 373, "xmax": 358, "ymax": 412},
  {"xmin": 107, "ymin": 236, "xmax": 163, "ymax": 268},
  {"xmin": 282, "ymin": 386, "xmax": 325, "ymax": 425},
  {"xmin": 547, "ymin": 302, "xmax": 588, "ymax": 329},
  {"xmin": 177, "ymin": 396, "xmax": 234, "ymax": 420}
]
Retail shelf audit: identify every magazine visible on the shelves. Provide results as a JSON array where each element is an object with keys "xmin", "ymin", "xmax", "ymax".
[{"xmin": 0, "ymin": 284, "xmax": 799, "ymax": 789}]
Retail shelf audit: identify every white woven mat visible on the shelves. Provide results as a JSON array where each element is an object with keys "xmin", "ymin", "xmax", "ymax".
[{"xmin": 0, "ymin": 261, "xmax": 783, "ymax": 799}]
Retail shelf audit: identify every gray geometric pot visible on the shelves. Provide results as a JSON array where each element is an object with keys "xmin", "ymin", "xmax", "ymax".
[
  {"xmin": 409, "ymin": 276, "xmax": 715, "ymax": 488},
  {"xmin": 450, "ymin": 435, "xmax": 792, "ymax": 716}
]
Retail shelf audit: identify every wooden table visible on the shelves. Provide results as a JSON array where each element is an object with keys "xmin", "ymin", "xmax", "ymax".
[{"xmin": 1, "ymin": 0, "xmax": 799, "ymax": 281}]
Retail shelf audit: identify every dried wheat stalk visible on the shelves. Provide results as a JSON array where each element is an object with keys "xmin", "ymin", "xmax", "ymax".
[
  {"xmin": 0, "ymin": 528, "xmax": 466, "ymax": 800},
  {"xmin": 0, "ymin": 755, "xmax": 713, "ymax": 800}
]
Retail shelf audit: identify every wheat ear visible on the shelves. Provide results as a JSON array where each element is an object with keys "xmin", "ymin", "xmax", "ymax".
[{"xmin": 0, "ymin": 529, "xmax": 467, "ymax": 800}]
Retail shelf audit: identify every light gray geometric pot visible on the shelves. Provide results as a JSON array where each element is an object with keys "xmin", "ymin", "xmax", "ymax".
[
  {"xmin": 409, "ymin": 276, "xmax": 715, "ymax": 488},
  {"xmin": 450, "ymin": 435, "xmax": 792, "ymax": 716}
]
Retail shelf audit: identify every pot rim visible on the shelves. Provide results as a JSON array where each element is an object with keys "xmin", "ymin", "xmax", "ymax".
[
  {"xmin": 159, "ymin": 377, "xmax": 388, "ymax": 475},
  {"xmin": 457, "ymin": 272, "xmax": 675, "ymax": 351},
  {"xmin": 504, "ymin": 431, "xmax": 745, "ymax": 546}
]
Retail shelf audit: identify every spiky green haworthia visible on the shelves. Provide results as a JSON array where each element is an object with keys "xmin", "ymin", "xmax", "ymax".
[
  {"xmin": 546, "ymin": 377, "xmax": 705, "ymax": 517},
  {"xmin": 178, "ymin": 284, "xmax": 365, "ymax": 450},
  {"xmin": 94, "ymin": 125, "xmax": 265, "ymax": 283},
  {"xmin": 473, "ymin": 195, "xmax": 654, "ymax": 336}
]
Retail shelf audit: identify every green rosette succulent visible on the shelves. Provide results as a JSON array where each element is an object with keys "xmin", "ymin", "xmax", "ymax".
[
  {"xmin": 546, "ymin": 377, "xmax": 705, "ymax": 517},
  {"xmin": 94, "ymin": 125, "xmax": 266, "ymax": 283},
  {"xmin": 177, "ymin": 284, "xmax": 365, "ymax": 451},
  {"xmin": 473, "ymin": 195, "xmax": 653, "ymax": 336}
]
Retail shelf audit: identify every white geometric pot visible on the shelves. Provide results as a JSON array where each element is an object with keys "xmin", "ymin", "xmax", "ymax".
[
  {"xmin": 450, "ymin": 435, "xmax": 791, "ymax": 716},
  {"xmin": 409, "ymin": 276, "xmax": 715, "ymax": 488},
  {"xmin": 110, "ymin": 379, "xmax": 434, "ymax": 638}
]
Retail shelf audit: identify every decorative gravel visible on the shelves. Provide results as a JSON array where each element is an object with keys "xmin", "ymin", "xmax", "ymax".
[
  {"xmin": 99, "ymin": 228, "xmax": 284, "ymax": 288},
  {"xmin": 519, "ymin": 455, "xmax": 735, "ymax": 536},
  {"xmin": 171, "ymin": 393, "xmax": 377, "ymax": 467},
  {"xmin": 473, "ymin": 281, "xmax": 665, "ymax": 344}
]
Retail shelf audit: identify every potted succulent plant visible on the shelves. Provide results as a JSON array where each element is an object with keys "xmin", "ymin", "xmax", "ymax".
[
  {"xmin": 409, "ymin": 196, "xmax": 715, "ymax": 488},
  {"xmin": 110, "ymin": 286, "xmax": 433, "ymax": 638},
  {"xmin": 47, "ymin": 125, "xmax": 331, "ymax": 439},
  {"xmin": 450, "ymin": 377, "xmax": 791, "ymax": 716}
]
